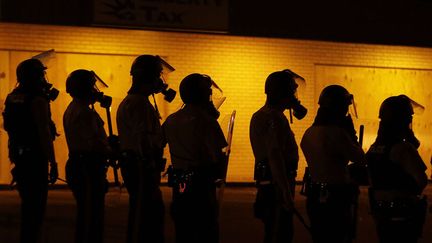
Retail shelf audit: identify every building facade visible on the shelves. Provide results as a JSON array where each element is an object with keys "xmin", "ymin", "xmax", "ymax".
[{"xmin": 1, "ymin": 22, "xmax": 432, "ymax": 183}]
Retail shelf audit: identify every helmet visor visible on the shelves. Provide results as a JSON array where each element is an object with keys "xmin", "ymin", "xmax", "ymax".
[
  {"xmin": 32, "ymin": 49, "xmax": 56, "ymax": 70},
  {"xmin": 285, "ymin": 69, "xmax": 306, "ymax": 100},
  {"xmin": 157, "ymin": 55, "xmax": 175, "ymax": 77},
  {"xmin": 349, "ymin": 94, "xmax": 358, "ymax": 119},
  {"xmin": 91, "ymin": 71, "xmax": 108, "ymax": 91},
  {"xmin": 405, "ymin": 95, "xmax": 425, "ymax": 115},
  {"xmin": 210, "ymin": 79, "xmax": 226, "ymax": 109}
]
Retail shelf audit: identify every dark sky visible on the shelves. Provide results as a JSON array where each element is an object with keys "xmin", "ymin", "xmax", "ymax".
[{"xmin": 2, "ymin": 0, "xmax": 432, "ymax": 47}]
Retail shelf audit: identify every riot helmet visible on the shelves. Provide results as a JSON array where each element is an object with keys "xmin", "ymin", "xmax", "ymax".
[
  {"xmin": 180, "ymin": 73, "xmax": 221, "ymax": 118},
  {"xmin": 180, "ymin": 73, "xmax": 212, "ymax": 105},
  {"xmin": 318, "ymin": 85, "xmax": 354, "ymax": 117},
  {"xmin": 16, "ymin": 58, "xmax": 46, "ymax": 85},
  {"xmin": 66, "ymin": 69, "xmax": 112, "ymax": 108},
  {"xmin": 265, "ymin": 69, "xmax": 307, "ymax": 120},
  {"xmin": 130, "ymin": 55, "xmax": 162, "ymax": 78},
  {"xmin": 130, "ymin": 55, "xmax": 176, "ymax": 102},
  {"xmin": 66, "ymin": 69, "xmax": 96, "ymax": 99},
  {"xmin": 379, "ymin": 95, "xmax": 415, "ymax": 125},
  {"xmin": 265, "ymin": 70, "xmax": 297, "ymax": 102},
  {"xmin": 377, "ymin": 95, "xmax": 423, "ymax": 148},
  {"xmin": 16, "ymin": 58, "xmax": 59, "ymax": 101}
]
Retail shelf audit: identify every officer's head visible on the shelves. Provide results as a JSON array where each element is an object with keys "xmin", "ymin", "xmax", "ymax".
[
  {"xmin": 180, "ymin": 73, "xmax": 212, "ymax": 105},
  {"xmin": 379, "ymin": 95, "xmax": 414, "ymax": 126},
  {"xmin": 265, "ymin": 70, "xmax": 298, "ymax": 107},
  {"xmin": 318, "ymin": 85, "xmax": 353, "ymax": 117},
  {"xmin": 129, "ymin": 55, "xmax": 164, "ymax": 94},
  {"xmin": 16, "ymin": 59, "xmax": 47, "ymax": 87},
  {"xmin": 66, "ymin": 69, "xmax": 97, "ymax": 100},
  {"xmin": 265, "ymin": 70, "xmax": 308, "ymax": 119},
  {"xmin": 377, "ymin": 95, "xmax": 419, "ymax": 147}
]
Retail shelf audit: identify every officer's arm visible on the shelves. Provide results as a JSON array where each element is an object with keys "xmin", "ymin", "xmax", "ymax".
[
  {"xmin": 135, "ymin": 107, "xmax": 159, "ymax": 159},
  {"xmin": 208, "ymin": 121, "xmax": 228, "ymax": 178},
  {"xmin": 341, "ymin": 128, "xmax": 365, "ymax": 164},
  {"xmin": 266, "ymin": 120, "xmax": 293, "ymax": 202},
  {"xmin": 390, "ymin": 143, "xmax": 428, "ymax": 192},
  {"xmin": 79, "ymin": 109, "xmax": 110, "ymax": 155},
  {"xmin": 31, "ymin": 97, "xmax": 56, "ymax": 164}
]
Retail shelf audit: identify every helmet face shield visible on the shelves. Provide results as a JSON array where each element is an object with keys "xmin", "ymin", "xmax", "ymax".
[
  {"xmin": 210, "ymin": 79, "xmax": 226, "ymax": 109},
  {"xmin": 156, "ymin": 56, "xmax": 177, "ymax": 102},
  {"xmin": 285, "ymin": 69, "xmax": 305, "ymax": 101},
  {"xmin": 408, "ymin": 96, "xmax": 425, "ymax": 115},
  {"xmin": 32, "ymin": 49, "xmax": 56, "ymax": 70},
  {"xmin": 158, "ymin": 55, "xmax": 175, "ymax": 76},
  {"xmin": 378, "ymin": 95, "xmax": 423, "ymax": 123},
  {"xmin": 85, "ymin": 71, "xmax": 112, "ymax": 108},
  {"xmin": 348, "ymin": 94, "xmax": 358, "ymax": 119}
]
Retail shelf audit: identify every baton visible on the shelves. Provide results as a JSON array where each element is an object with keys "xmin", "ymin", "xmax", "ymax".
[
  {"xmin": 106, "ymin": 107, "xmax": 120, "ymax": 187},
  {"xmin": 293, "ymin": 207, "xmax": 312, "ymax": 232}
]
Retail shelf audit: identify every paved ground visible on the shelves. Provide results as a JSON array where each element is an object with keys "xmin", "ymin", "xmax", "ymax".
[{"xmin": 0, "ymin": 185, "xmax": 432, "ymax": 243}]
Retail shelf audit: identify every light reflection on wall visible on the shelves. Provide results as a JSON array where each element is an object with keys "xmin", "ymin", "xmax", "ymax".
[{"xmin": 1, "ymin": 23, "xmax": 432, "ymax": 183}]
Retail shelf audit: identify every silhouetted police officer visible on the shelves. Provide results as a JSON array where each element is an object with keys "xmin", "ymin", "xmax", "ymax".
[
  {"xmin": 367, "ymin": 95, "xmax": 427, "ymax": 243},
  {"xmin": 301, "ymin": 85, "xmax": 364, "ymax": 243},
  {"xmin": 163, "ymin": 73, "xmax": 227, "ymax": 243},
  {"xmin": 3, "ymin": 58, "xmax": 59, "ymax": 243},
  {"xmin": 250, "ymin": 70, "xmax": 307, "ymax": 243},
  {"xmin": 117, "ymin": 55, "xmax": 167, "ymax": 243},
  {"xmin": 63, "ymin": 69, "xmax": 111, "ymax": 243}
]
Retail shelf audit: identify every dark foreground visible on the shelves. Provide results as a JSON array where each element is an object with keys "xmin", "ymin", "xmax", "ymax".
[{"xmin": 1, "ymin": 185, "xmax": 432, "ymax": 243}]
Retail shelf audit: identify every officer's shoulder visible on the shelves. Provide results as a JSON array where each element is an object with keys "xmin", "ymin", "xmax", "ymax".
[
  {"xmin": 163, "ymin": 110, "xmax": 183, "ymax": 126},
  {"xmin": 390, "ymin": 141, "xmax": 417, "ymax": 154},
  {"xmin": 6, "ymin": 92, "xmax": 27, "ymax": 104},
  {"xmin": 367, "ymin": 143, "xmax": 386, "ymax": 154},
  {"xmin": 31, "ymin": 95, "xmax": 49, "ymax": 106},
  {"xmin": 253, "ymin": 106, "xmax": 283, "ymax": 121}
]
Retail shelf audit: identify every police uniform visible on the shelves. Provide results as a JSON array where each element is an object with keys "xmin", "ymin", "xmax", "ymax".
[
  {"xmin": 3, "ymin": 87, "xmax": 56, "ymax": 243},
  {"xmin": 301, "ymin": 125, "xmax": 364, "ymax": 243},
  {"xmin": 367, "ymin": 140, "xmax": 427, "ymax": 243},
  {"xmin": 163, "ymin": 104, "xmax": 227, "ymax": 243},
  {"xmin": 63, "ymin": 99, "xmax": 110, "ymax": 243},
  {"xmin": 250, "ymin": 105, "xmax": 298, "ymax": 243},
  {"xmin": 117, "ymin": 93, "xmax": 165, "ymax": 243}
]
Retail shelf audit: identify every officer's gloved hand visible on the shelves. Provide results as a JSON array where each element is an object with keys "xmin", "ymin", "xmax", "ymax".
[
  {"xmin": 107, "ymin": 135, "xmax": 121, "ymax": 161},
  {"xmin": 108, "ymin": 135, "xmax": 119, "ymax": 148},
  {"xmin": 49, "ymin": 162, "xmax": 58, "ymax": 184}
]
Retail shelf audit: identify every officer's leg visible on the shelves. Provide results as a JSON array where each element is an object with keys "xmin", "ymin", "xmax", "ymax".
[
  {"xmin": 120, "ymin": 160, "xmax": 140, "ymax": 243},
  {"xmin": 17, "ymin": 159, "xmax": 48, "ymax": 243},
  {"xmin": 306, "ymin": 194, "xmax": 327, "ymax": 243},
  {"xmin": 273, "ymin": 205, "xmax": 294, "ymax": 243},
  {"xmin": 272, "ymin": 181, "xmax": 295, "ymax": 243},
  {"xmin": 142, "ymin": 186, "xmax": 164, "ymax": 243},
  {"xmin": 254, "ymin": 185, "xmax": 276, "ymax": 243},
  {"xmin": 194, "ymin": 186, "xmax": 218, "ymax": 243},
  {"xmin": 88, "ymin": 161, "xmax": 107, "ymax": 243},
  {"xmin": 66, "ymin": 159, "xmax": 88, "ymax": 243},
  {"xmin": 376, "ymin": 215, "xmax": 420, "ymax": 243},
  {"xmin": 171, "ymin": 189, "xmax": 190, "ymax": 243}
]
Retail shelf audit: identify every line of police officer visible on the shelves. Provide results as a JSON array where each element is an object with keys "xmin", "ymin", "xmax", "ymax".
[
  {"xmin": 2, "ymin": 55, "xmax": 228, "ymax": 243},
  {"xmin": 250, "ymin": 71, "xmax": 427, "ymax": 243},
  {"xmin": 2, "ymin": 56, "xmax": 429, "ymax": 243}
]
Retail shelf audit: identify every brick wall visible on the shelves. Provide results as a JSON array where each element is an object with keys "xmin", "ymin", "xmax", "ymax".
[{"xmin": 1, "ymin": 22, "xmax": 432, "ymax": 183}]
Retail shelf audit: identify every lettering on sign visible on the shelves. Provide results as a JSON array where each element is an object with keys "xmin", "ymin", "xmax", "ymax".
[{"xmin": 94, "ymin": 0, "xmax": 228, "ymax": 32}]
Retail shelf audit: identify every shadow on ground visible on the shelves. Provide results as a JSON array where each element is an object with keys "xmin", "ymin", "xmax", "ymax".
[{"xmin": 1, "ymin": 185, "xmax": 432, "ymax": 243}]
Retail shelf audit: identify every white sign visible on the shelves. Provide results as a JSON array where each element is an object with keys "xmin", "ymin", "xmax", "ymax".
[{"xmin": 93, "ymin": 0, "xmax": 229, "ymax": 32}]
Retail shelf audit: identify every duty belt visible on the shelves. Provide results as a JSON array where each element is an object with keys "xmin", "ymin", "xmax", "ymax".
[{"xmin": 256, "ymin": 180, "xmax": 272, "ymax": 186}]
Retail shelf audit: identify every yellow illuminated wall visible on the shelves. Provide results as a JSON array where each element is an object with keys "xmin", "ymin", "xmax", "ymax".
[{"xmin": 1, "ymin": 23, "xmax": 432, "ymax": 184}]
